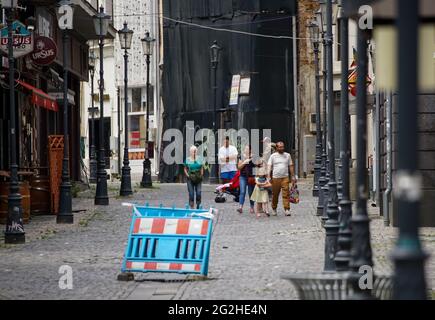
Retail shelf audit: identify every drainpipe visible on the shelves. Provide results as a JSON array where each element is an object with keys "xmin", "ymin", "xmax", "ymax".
[
  {"xmin": 383, "ymin": 91, "xmax": 392, "ymax": 226},
  {"xmin": 292, "ymin": 15, "xmax": 299, "ymax": 177},
  {"xmin": 375, "ymin": 90, "xmax": 381, "ymax": 206}
]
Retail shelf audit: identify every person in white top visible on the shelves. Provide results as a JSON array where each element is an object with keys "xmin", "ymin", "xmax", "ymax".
[
  {"xmin": 218, "ymin": 136, "xmax": 238, "ymax": 183},
  {"xmin": 267, "ymin": 141, "xmax": 297, "ymax": 216}
]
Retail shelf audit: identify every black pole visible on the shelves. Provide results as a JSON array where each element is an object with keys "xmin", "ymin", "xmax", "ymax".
[
  {"xmin": 95, "ymin": 32, "xmax": 109, "ymax": 206},
  {"xmin": 5, "ymin": 7, "xmax": 25, "ymax": 244},
  {"xmin": 141, "ymin": 53, "xmax": 152, "ymax": 188},
  {"xmin": 208, "ymin": 44, "xmax": 219, "ymax": 185},
  {"xmin": 313, "ymin": 38, "xmax": 321, "ymax": 197},
  {"xmin": 57, "ymin": 29, "xmax": 73, "ymax": 224},
  {"xmin": 89, "ymin": 66, "xmax": 97, "ymax": 183},
  {"xmin": 213, "ymin": 59, "xmax": 218, "ymax": 182},
  {"xmin": 120, "ymin": 49, "xmax": 132, "ymax": 196},
  {"xmin": 317, "ymin": 33, "xmax": 328, "ymax": 217},
  {"xmin": 348, "ymin": 25, "xmax": 374, "ymax": 300},
  {"xmin": 335, "ymin": 8, "xmax": 352, "ymax": 272},
  {"xmin": 323, "ymin": 0, "xmax": 340, "ymax": 272},
  {"xmin": 117, "ymin": 87, "xmax": 121, "ymax": 176},
  {"xmin": 391, "ymin": 0, "xmax": 428, "ymax": 300}
]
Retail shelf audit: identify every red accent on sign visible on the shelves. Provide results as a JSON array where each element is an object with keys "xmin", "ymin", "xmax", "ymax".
[{"xmin": 31, "ymin": 36, "xmax": 57, "ymax": 66}]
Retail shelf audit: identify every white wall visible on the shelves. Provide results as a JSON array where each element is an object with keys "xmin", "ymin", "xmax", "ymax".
[{"xmin": 81, "ymin": 0, "xmax": 161, "ymax": 181}]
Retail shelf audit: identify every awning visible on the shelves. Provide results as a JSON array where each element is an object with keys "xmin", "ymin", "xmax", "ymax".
[{"xmin": 16, "ymin": 80, "xmax": 59, "ymax": 112}]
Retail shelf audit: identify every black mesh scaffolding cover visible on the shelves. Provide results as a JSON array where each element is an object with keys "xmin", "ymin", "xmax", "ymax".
[{"xmin": 159, "ymin": 0, "xmax": 297, "ymax": 182}]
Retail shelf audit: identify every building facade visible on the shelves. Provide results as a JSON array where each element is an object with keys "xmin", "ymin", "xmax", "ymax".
[{"xmin": 81, "ymin": 0, "xmax": 162, "ymax": 181}]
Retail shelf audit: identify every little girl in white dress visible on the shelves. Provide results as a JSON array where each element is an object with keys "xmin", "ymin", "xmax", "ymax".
[{"xmin": 250, "ymin": 168, "xmax": 271, "ymax": 218}]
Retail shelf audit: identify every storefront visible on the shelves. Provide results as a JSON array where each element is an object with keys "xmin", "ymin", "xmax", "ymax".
[{"xmin": 0, "ymin": 0, "xmax": 115, "ymax": 220}]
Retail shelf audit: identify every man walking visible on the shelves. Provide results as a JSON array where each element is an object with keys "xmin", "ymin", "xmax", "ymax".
[
  {"xmin": 267, "ymin": 142, "xmax": 297, "ymax": 216},
  {"xmin": 218, "ymin": 136, "xmax": 238, "ymax": 183}
]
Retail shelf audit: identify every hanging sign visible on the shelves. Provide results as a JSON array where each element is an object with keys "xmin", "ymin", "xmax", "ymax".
[
  {"xmin": 31, "ymin": 36, "xmax": 57, "ymax": 66},
  {"xmin": 0, "ymin": 20, "xmax": 34, "ymax": 58},
  {"xmin": 229, "ymin": 74, "xmax": 241, "ymax": 106}
]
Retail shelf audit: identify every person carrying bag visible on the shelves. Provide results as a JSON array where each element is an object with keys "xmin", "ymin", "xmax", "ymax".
[{"xmin": 184, "ymin": 146, "xmax": 204, "ymax": 209}]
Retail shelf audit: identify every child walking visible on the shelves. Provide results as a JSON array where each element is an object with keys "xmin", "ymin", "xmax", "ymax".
[{"xmin": 250, "ymin": 167, "xmax": 271, "ymax": 218}]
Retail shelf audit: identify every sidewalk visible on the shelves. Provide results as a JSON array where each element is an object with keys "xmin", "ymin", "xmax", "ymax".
[{"xmin": 0, "ymin": 180, "xmax": 433, "ymax": 300}]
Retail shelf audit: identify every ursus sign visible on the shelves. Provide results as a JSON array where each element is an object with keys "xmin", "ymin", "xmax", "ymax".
[
  {"xmin": 31, "ymin": 36, "xmax": 57, "ymax": 66},
  {"xmin": 0, "ymin": 20, "xmax": 33, "ymax": 58}
]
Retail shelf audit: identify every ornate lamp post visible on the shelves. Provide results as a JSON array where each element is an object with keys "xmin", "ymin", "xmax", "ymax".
[
  {"xmin": 3, "ymin": 0, "xmax": 25, "ymax": 243},
  {"xmin": 209, "ymin": 40, "xmax": 221, "ymax": 184},
  {"xmin": 335, "ymin": 2, "xmax": 353, "ymax": 272},
  {"xmin": 56, "ymin": 0, "xmax": 75, "ymax": 224},
  {"xmin": 119, "ymin": 22, "xmax": 134, "ymax": 196},
  {"xmin": 140, "ymin": 31, "xmax": 155, "ymax": 188},
  {"xmin": 321, "ymin": 0, "xmax": 340, "ymax": 272},
  {"xmin": 391, "ymin": 0, "xmax": 428, "ymax": 299},
  {"xmin": 88, "ymin": 51, "xmax": 97, "ymax": 184},
  {"xmin": 315, "ymin": 8, "xmax": 328, "ymax": 218},
  {"xmin": 308, "ymin": 21, "xmax": 321, "ymax": 197},
  {"xmin": 93, "ymin": 6, "xmax": 111, "ymax": 205}
]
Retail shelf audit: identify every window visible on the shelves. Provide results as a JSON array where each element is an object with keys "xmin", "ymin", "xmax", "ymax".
[
  {"xmin": 128, "ymin": 115, "xmax": 146, "ymax": 149},
  {"xmin": 131, "ymin": 88, "xmax": 142, "ymax": 112},
  {"xmin": 142, "ymin": 85, "xmax": 154, "ymax": 115}
]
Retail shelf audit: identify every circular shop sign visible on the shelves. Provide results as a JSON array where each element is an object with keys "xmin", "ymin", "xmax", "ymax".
[{"xmin": 31, "ymin": 36, "xmax": 57, "ymax": 66}]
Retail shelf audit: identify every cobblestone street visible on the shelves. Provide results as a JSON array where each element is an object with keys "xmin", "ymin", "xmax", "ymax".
[{"xmin": 0, "ymin": 180, "xmax": 434, "ymax": 300}]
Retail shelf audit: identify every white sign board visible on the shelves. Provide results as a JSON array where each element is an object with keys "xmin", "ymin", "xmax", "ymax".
[
  {"xmin": 239, "ymin": 77, "xmax": 251, "ymax": 95},
  {"xmin": 229, "ymin": 74, "xmax": 241, "ymax": 106}
]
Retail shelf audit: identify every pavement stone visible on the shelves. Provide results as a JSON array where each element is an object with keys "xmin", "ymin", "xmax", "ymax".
[{"xmin": 0, "ymin": 179, "xmax": 433, "ymax": 300}]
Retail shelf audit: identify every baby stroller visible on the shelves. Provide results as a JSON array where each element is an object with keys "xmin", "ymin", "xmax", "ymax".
[{"xmin": 215, "ymin": 171, "xmax": 240, "ymax": 203}]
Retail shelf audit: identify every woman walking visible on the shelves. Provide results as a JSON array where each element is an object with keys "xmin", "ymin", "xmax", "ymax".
[
  {"xmin": 237, "ymin": 145, "xmax": 257, "ymax": 214},
  {"xmin": 184, "ymin": 145, "xmax": 204, "ymax": 209}
]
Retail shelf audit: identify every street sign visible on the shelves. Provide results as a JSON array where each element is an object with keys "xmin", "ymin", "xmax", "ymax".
[
  {"xmin": 229, "ymin": 74, "xmax": 241, "ymax": 106},
  {"xmin": 0, "ymin": 20, "xmax": 34, "ymax": 58}
]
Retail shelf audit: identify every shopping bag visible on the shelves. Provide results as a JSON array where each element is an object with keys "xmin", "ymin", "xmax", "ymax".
[{"xmin": 289, "ymin": 185, "xmax": 300, "ymax": 204}]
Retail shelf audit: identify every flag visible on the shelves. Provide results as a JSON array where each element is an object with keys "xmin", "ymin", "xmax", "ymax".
[{"xmin": 348, "ymin": 47, "xmax": 371, "ymax": 97}]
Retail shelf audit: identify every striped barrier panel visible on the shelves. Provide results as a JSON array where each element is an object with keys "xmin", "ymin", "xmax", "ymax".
[
  {"xmin": 133, "ymin": 204, "xmax": 206, "ymax": 218},
  {"xmin": 121, "ymin": 205, "xmax": 215, "ymax": 276}
]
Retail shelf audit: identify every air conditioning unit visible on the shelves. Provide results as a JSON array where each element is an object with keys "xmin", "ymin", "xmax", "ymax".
[{"xmin": 309, "ymin": 113, "xmax": 317, "ymax": 133}]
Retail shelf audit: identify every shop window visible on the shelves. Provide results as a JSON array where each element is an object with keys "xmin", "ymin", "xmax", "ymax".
[{"xmin": 129, "ymin": 114, "xmax": 145, "ymax": 149}]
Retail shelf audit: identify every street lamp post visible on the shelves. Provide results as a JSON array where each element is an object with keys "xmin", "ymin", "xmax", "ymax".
[
  {"xmin": 93, "ymin": 6, "xmax": 111, "ymax": 206},
  {"xmin": 4, "ymin": 0, "xmax": 25, "ymax": 244},
  {"xmin": 56, "ymin": 0, "xmax": 75, "ymax": 224},
  {"xmin": 119, "ymin": 22, "xmax": 133, "ymax": 197},
  {"xmin": 348, "ymin": 23, "xmax": 374, "ymax": 300},
  {"xmin": 322, "ymin": 0, "xmax": 340, "ymax": 272},
  {"xmin": 209, "ymin": 40, "xmax": 221, "ymax": 184},
  {"xmin": 316, "ymin": 8, "xmax": 328, "ymax": 217},
  {"xmin": 88, "ymin": 51, "xmax": 97, "ymax": 184},
  {"xmin": 140, "ymin": 31, "xmax": 155, "ymax": 188},
  {"xmin": 335, "ymin": 3, "xmax": 353, "ymax": 272},
  {"xmin": 320, "ymin": 33, "xmax": 329, "ymax": 223},
  {"xmin": 308, "ymin": 21, "xmax": 322, "ymax": 198},
  {"xmin": 391, "ymin": 0, "xmax": 428, "ymax": 299}
]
